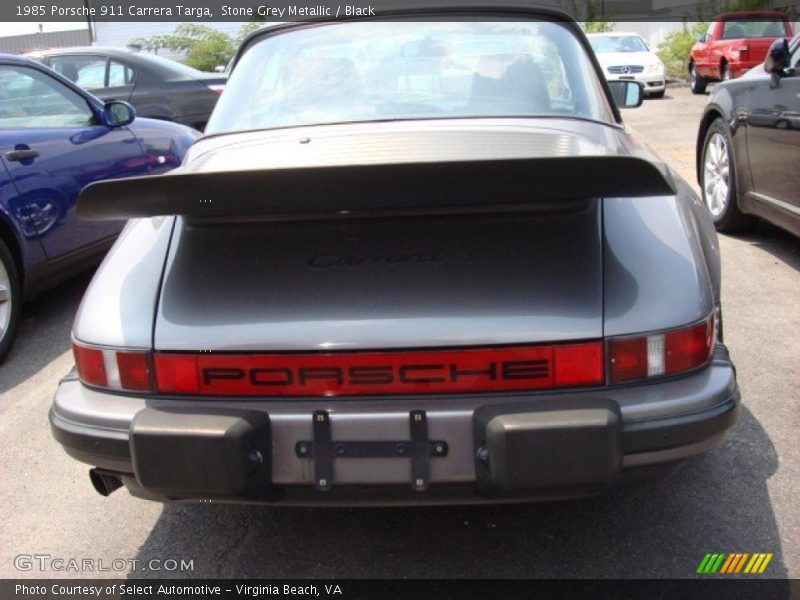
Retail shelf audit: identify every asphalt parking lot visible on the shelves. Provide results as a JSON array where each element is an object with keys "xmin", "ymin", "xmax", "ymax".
[{"xmin": 0, "ymin": 86, "xmax": 798, "ymax": 580}]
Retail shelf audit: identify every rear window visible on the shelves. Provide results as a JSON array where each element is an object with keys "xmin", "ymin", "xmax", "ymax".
[
  {"xmin": 108, "ymin": 60, "xmax": 136, "ymax": 86},
  {"xmin": 51, "ymin": 55, "xmax": 106, "ymax": 90},
  {"xmin": 207, "ymin": 20, "xmax": 615, "ymax": 134},
  {"xmin": 721, "ymin": 20, "xmax": 788, "ymax": 39}
]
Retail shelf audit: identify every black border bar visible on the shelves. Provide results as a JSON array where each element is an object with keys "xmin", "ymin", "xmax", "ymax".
[
  {"xmin": 1, "ymin": 578, "xmax": 796, "ymax": 600},
  {"xmin": 5, "ymin": 1, "xmax": 800, "ymax": 23}
]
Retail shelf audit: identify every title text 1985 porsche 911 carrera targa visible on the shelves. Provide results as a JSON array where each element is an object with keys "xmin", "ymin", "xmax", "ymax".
[{"xmin": 50, "ymin": 7, "xmax": 740, "ymax": 505}]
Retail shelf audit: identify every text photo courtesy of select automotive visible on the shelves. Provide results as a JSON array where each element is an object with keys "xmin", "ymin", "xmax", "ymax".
[{"xmin": 0, "ymin": 0, "xmax": 799, "ymax": 593}]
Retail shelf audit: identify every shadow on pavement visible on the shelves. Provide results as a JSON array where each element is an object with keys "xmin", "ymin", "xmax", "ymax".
[
  {"xmin": 0, "ymin": 273, "xmax": 90, "ymax": 395},
  {"xmin": 129, "ymin": 406, "xmax": 787, "ymax": 581},
  {"xmin": 725, "ymin": 221, "xmax": 800, "ymax": 273}
]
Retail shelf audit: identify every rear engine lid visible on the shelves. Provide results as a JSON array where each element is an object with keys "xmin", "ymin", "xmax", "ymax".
[{"xmin": 154, "ymin": 203, "xmax": 603, "ymax": 351}]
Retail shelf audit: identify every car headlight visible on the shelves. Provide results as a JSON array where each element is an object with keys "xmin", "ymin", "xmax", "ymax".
[{"xmin": 645, "ymin": 62, "xmax": 664, "ymax": 76}]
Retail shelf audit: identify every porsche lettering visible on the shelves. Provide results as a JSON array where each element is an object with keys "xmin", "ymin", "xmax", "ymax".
[{"xmin": 201, "ymin": 361, "xmax": 549, "ymax": 387}]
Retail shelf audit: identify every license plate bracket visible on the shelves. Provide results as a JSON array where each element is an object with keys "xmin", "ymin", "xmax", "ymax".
[{"xmin": 295, "ymin": 410, "xmax": 448, "ymax": 491}]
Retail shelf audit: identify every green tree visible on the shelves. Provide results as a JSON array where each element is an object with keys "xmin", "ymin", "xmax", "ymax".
[
  {"xmin": 130, "ymin": 23, "xmax": 262, "ymax": 72},
  {"xmin": 560, "ymin": 0, "xmax": 616, "ymax": 32},
  {"xmin": 657, "ymin": 22, "xmax": 709, "ymax": 81},
  {"xmin": 584, "ymin": 21, "xmax": 616, "ymax": 33},
  {"xmin": 689, "ymin": 0, "xmax": 772, "ymax": 20},
  {"xmin": 235, "ymin": 21, "xmax": 263, "ymax": 44}
]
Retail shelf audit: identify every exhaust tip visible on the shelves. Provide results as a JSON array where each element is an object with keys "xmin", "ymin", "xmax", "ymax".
[{"xmin": 89, "ymin": 468, "xmax": 123, "ymax": 497}]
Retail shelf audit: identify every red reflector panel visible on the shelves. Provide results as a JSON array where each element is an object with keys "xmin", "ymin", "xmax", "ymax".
[
  {"xmin": 665, "ymin": 317, "xmax": 713, "ymax": 374},
  {"xmin": 554, "ymin": 343, "xmax": 604, "ymax": 386},
  {"xmin": 73, "ymin": 343, "xmax": 107, "ymax": 387},
  {"xmin": 116, "ymin": 351, "xmax": 152, "ymax": 391},
  {"xmin": 154, "ymin": 353, "xmax": 200, "ymax": 394},
  {"xmin": 154, "ymin": 342, "xmax": 604, "ymax": 397},
  {"xmin": 609, "ymin": 337, "xmax": 647, "ymax": 383}
]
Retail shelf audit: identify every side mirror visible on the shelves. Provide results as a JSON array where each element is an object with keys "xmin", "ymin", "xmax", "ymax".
[
  {"xmin": 608, "ymin": 80, "xmax": 645, "ymax": 108},
  {"xmin": 103, "ymin": 100, "xmax": 135, "ymax": 127},
  {"xmin": 694, "ymin": 32, "xmax": 705, "ymax": 43},
  {"xmin": 764, "ymin": 38, "xmax": 790, "ymax": 74}
]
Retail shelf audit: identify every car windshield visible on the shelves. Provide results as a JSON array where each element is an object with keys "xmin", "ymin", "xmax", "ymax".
[
  {"xmin": 589, "ymin": 35, "xmax": 649, "ymax": 53},
  {"xmin": 206, "ymin": 20, "xmax": 615, "ymax": 134},
  {"xmin": 721, "ymin": 20, "xmax": 788, "ymax": 39}
]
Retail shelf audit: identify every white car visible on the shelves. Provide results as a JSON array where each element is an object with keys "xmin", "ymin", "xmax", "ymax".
[{"xmin": 588, "ymin": 32, "xmax": 666, "ymax": 98}]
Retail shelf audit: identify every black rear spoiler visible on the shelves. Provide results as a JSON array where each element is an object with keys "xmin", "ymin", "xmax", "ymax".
[{"xmin": 77, "ymin": 156, "xmax": 676, "ymax": 222}]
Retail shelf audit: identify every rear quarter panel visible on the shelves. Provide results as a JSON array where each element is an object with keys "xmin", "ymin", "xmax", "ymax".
[
  {"xmin": 73, "ymin": 216, "xmax": 176, "ymax": 348},
  {"xmin": 603, "ymin": 179, "xmax": 717, "ymax": 336},
  {"xmin": 72, "ymin": 121, "xmax": 196, "ymax": 346}
]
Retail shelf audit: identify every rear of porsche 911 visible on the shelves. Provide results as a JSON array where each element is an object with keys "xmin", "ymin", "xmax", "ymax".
[{"xmin": 50, "ymin": 9, "xmax": 739, "ymax": 505}]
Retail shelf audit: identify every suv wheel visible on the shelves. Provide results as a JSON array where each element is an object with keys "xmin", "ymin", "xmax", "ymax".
[
  {"xmin": 690, "ymin": 63, "xmax": 707, "ymax": 94},
  {"xmin": 701, "ymin": 118, "xmax": 756, "ymax": 233}
]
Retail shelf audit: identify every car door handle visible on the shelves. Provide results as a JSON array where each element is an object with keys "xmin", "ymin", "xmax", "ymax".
[{"xmin": 5, "ymin": 149, "xmax": 40, "ymax": 162}]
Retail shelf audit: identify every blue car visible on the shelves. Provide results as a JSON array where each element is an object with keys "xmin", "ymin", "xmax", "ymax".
[{"xmin": 0, "ymin": 54, "xmax": 198, "ymax": 360}]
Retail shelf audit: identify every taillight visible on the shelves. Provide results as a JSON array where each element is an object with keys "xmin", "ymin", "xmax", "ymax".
[
  {"xmin": 207, "ymin": 84, "xmax": 224, "ymax": 96},
  {"xmin": 72, "ymin": 318, "xmax": 714, "ymax": 397},
  {"xmin": 608, "ymin": 315, "xmax": 715, "ymax": 384},
  {"xmin": 72, "ymin": 344, "xmax": 106, "ymax": 387},
  {"xmin": 72, "ymin": 342, "xmax": 152, "ymax": 392},
  {"xmin": 608, "ymin": 337, "xmax": 648, "ymax": 382},
  {"xmin": 116, "ymin": 351, "xmax": 152, "ymax": 391}
]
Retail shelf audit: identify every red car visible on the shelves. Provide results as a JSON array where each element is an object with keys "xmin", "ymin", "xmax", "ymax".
[{"xmin": 689, "ymin": 11, "xmax": 793, "ymax": 93}]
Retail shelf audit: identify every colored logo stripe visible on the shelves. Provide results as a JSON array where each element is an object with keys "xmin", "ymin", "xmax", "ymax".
[
  {"xmin": 719, "ymin": 553, "xmax": 748, "ymax": 573},
  {"xmin": 698, "ymin": 553, "xmax": 773, "ymax": 574},
  {"xmin": 719, "ymin": 553, "xmax": 736, "ymax": 573},
  {"xmin": 697, "ymin": 553, "xmax": 726, "ymax": 573},
  {"xmin": 745, "ymin": 553, "xmax": 773, "ymax": 574}
]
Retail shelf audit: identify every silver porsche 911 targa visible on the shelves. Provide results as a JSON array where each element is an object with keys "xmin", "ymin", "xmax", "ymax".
[{"xmin": 51, "ymin": 7, "xmax": 740, "ymax": 505}]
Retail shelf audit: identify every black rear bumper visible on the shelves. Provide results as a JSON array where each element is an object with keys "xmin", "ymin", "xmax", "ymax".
[{"xmin": 51, "ymin": 384, "xmax": 740, "ymax": 504}]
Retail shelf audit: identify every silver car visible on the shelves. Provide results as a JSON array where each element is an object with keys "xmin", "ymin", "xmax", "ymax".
[{"xmin": 51, "ymin": 7, "xmax": 739, "ymax": 505}]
